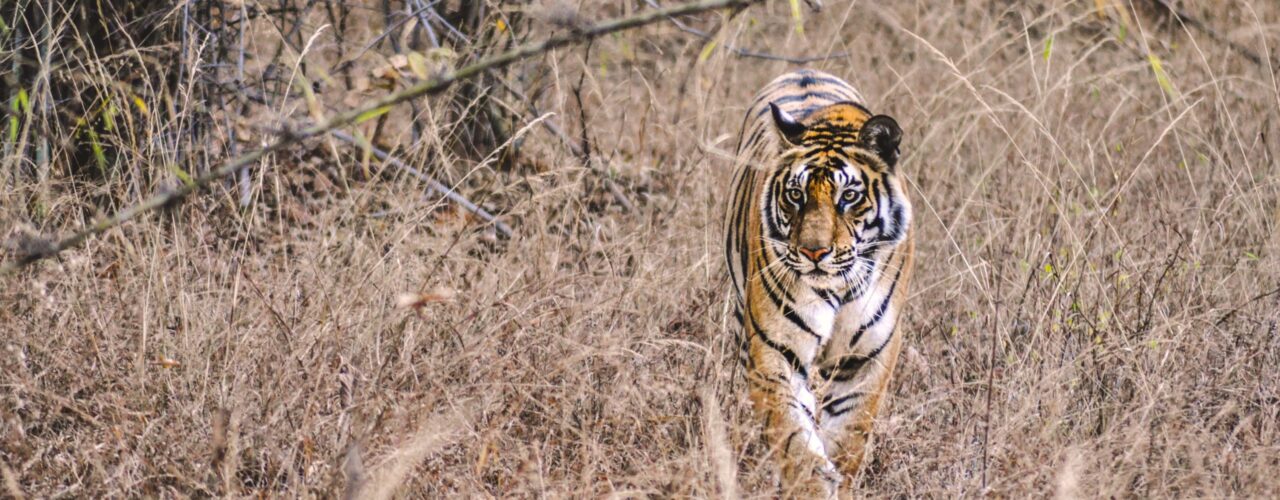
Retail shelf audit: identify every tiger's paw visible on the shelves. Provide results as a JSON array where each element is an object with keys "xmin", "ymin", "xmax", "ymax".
[{"xmin": 782, "ymin": 460, "xmax": 842, "ymax": 499}]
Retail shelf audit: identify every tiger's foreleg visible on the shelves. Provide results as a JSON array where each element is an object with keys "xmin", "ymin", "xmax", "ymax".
[
  {"xmin": 746, "ymin": 328, "xmax": 840, "ymax": 498},
  {"xmin": 817, "ymin": 334, "xmax": 903, "ymax": 480}
]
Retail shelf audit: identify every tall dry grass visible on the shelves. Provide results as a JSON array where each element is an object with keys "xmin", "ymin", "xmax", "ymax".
[{"xmin": 3, "ymin": 0, "xmax": 1279, "ymax": 497}]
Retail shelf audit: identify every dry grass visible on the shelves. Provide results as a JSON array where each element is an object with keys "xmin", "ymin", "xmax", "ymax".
[{"xmin": 3, "ymin": 0, "xmax": 1280, "ymax": 497}]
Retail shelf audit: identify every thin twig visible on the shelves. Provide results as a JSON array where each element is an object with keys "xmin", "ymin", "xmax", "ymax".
[
  {"xmin": 645, "ymin": 0, "xmax": 847, "ymax": 64},
  {"xmin": 236, "ymin": 0, "xmax": 252, "ymax": 207},
  {"xmin": 427, "ymin": 8, "xmax": 470, "ymax": 45},
  {"xmin": 1149, "ymin": 0, "xmax": 1265, "ymax": 67},
  {"xmin": 1215, "ymin": 285, "xmax": 1280, "ymax": 326},
  {"xmin": 0, "ymin": 0, "xmax": 762, "ymax": 275},
  {"xmin": 491, "ymin": 76, "xmax": 634, "ymax": 211},
  {"xmin": 569, "ymin": 43, "xmax": 637, "ymax": 213},
  {"xmin": 411, "ymin": 0, "xmax": 441, "ymax": 48},
  {"xmin": 327, "ymin": 130, "xmax": 514, "ymax": 238}
]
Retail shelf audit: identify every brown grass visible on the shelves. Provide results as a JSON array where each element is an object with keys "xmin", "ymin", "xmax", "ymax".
[{"xmin": 3, "ymin": 1, "xmax": 1279, "ymax": 497}]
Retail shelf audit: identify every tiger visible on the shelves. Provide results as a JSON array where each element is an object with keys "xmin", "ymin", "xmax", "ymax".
[{"xmin": 723, "ymin": 69, "xmax": 914, "ymax": 497}]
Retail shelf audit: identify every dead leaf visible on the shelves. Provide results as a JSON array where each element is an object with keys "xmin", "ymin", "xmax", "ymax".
[{"xmin": 396, "ymin": 287, "xmax": 457, "ymax": 313}]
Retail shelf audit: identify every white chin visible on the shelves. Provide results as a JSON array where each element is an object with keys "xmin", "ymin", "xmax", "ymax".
[{"xmin": 800, "ymin": 272, "xmax": 843, "ymax": 288}]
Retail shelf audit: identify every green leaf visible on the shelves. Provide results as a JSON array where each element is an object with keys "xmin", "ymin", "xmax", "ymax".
[
  {"xmin": 16, "ymin": 88, "xmax": 29, "ymax": 114},
  {"xmin": 1042, "ymin": 35, "xmax": 1053, "ymax": 61},
  {"xmin": 170, "ymin": 164, "xmax": 195, "ymax": 187},
  {"xmin": 1244, "ymin": 251, "xmax": 1259, "ymax": 261},
  {"xmin": 1148, "ymin": 54, "xmax": 1178, "ymax": 98},
  {"xmin": 355, "ymin": 105, "xmax": 391, "ymax": 124},
  {"xmin": 86, "ymin": 128, "xmax": 108, "ymax": 174},
  {"xmin": 102, "ymin": 97, "xmax": 117, "ymax": 132},
  {"xmin": 406, "ymin": 52, "xmax": 431, "ymax": 80},
  {"xmin": 698, "ymin": 40, "xmax": 718, "ymax": 63},
  {"xmin": 7, "ymin": 93, "xmax": 19, "ymax": 142},
  {"xmin": 788, "ymin": 0, "xmax": 804, "ymax": 34}
]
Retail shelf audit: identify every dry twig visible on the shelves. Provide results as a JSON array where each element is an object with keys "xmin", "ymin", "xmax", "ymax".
[
  {"xmin": 1149, "ymin": 0, "xmax": 1265, "ymax": 67},
  {"xmin": 327, "ymin": 130, "xmax": 515, "ymax": 238}
]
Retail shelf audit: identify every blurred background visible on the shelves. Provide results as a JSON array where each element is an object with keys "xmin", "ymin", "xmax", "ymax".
[{"xmin": 2, "ymin": 0, "xmax": 1278, "ymax": 496}]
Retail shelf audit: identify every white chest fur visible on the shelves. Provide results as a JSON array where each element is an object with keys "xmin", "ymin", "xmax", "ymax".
[{"xmin": 832, "ymin": 279, "xmax": 897, "ymax": 357}]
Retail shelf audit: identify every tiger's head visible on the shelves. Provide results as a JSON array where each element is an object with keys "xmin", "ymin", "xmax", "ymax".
[{"xmin": 762, "ymin": 101, "xmax": 910, "ymax": 289}]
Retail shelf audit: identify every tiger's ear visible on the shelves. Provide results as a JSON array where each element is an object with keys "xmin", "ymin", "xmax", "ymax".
[
  {"xmin": 770, "ymin": 103, "xmax": 806, "ymax": 145},
  {"xmin": 860, "ymin": 114, "xmax": 902, "ymax": 168}
]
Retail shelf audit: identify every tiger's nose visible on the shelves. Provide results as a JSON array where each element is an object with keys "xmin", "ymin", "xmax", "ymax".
[{"xmin": 797, "ymin": 246, "xmax": 831, "ymax": 263}]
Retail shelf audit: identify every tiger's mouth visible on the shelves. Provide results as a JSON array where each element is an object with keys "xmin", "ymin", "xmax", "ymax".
[{"xmin": 784, "ymin": 248, "xmax": 857, "ymax": 278}]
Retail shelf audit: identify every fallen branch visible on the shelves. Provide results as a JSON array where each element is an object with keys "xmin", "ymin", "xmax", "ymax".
[{"xmin": 0, "ymin": 0, "xmax": 762, "ymax": 275}]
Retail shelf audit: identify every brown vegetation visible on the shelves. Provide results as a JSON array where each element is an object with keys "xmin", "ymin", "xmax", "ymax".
[{"xmin": 3, "ymin": 0, "xmax": 1278, "ymax": 497}]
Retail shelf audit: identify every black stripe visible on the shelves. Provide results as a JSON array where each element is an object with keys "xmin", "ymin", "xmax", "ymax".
[
  {"xmin": 818, "ymin": 354, "xmax": 866, "ymax": 382},
  {"xmin": 861, "ymin": 178, "xmax": 885, "ymax": 238},
  {"xmin": 755, "ymin": 80, "xmax": 855, "ymax": 105},
  {"xmin": 880, "ymin": 186, "xmax": 906, "ymax": 244},
  {"xmin": 755, "ymin": 92, "xmax": 848, "ymax": 117},
  {"xmin": 742, "ymin": 125, "xmax": 768, "ymax": 153},
  {"xmin": 747, "ymin": 311, "xmax": 809, "ymax": 379},
  {"xmin": 791, "ymin": 400, "xmax": 818, "ymax": 424},
  {"xmin": 750, "ymin": 227, "xmax": 821, "ymax": 344},
  {"xmin": 782, "ymin": 303, "xmax": 822, "ymax": 340},
  {"xmin": 820, "ymin": 391, "xmax": 865, "ymax": 415},
  {"xmin": 861, "ymin": 324, "xmax": 899, "ymax": 364},
  {"xmin": 840, "ymin": 261, "xmax": 875, "ymax": 303},
  {"xmin": 848, "ymin": 256, "xmax": 905, "ymax": 348},
  {"xmin": 814, "ymin": 287, "xmax": 840, "ymax": 309},
  {"xmin": 823, "ymin": 323, "xmax": 901, "ymax": 382},
  {"xmin": 759, "ymin": 74, "xmax": 852, "ymax": 94}
]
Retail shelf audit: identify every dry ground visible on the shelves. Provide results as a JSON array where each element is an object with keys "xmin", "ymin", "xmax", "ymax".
[{"xmin": 3, "ymin": 1, "xmax": 1280, "ymax": 497}]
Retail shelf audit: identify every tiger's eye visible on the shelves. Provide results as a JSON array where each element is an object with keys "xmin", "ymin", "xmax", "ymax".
[
  {"xmin": 841, "ymin": 189, "xmax": 862, "ymax": 204},
  {"xmin": 785, "ymin": 188, "xmax": 804, "ymax": 203}
]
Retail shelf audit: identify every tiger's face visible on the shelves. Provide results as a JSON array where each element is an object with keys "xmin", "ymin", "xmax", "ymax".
[{"xmin": 762, "ymin": 102, "xmax": 908, "ymax": 289}]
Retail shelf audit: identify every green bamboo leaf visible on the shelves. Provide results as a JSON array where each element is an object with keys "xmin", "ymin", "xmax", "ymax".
[{"xmin": 1042, "ymin": 36, "xmax": 1053, "ymax": 61}]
